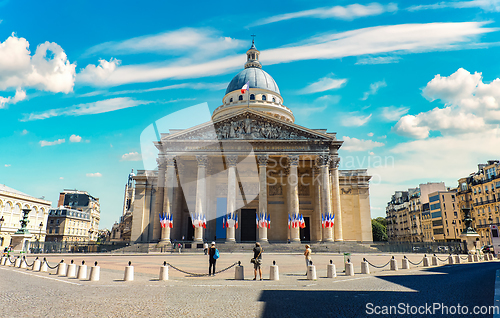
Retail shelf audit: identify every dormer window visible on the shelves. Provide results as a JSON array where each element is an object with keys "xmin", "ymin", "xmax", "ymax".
[
  {"xmin": 250, "ymin": 94, "xmax": 255, "ymax": 100},
  {"xmin": 239, "ymin": 95, "xmax": 243, "ymax": 101}
]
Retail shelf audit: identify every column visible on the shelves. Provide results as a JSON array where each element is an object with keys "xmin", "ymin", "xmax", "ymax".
[
  {"xmin": 258, "ymin": 155, "xmax": 268, "ymax": 242},
  {"xmin": 318, "ymin": 155, "xmax": 333, "ymax": 242},
  {"xmin": 226, "ymin": 155, "xmax": 238, "ymax": 242},
  {"xmin": 161, "ymin": 156, "xmax": 176, "ymax": 243},
  {"xmin": 313, "ymin": 167, "xmax": 322, "ymax": 241},
  {"xmin": 194, "ymin": 155, "xmax": 208, "ymax": 242},
  {"xmin": 155, "ymin": 159, "xmax": 166, "ymax": 241},
  {"xmin": 288, "ymin": 155, "xmax": 300, "ymax": 242},
  {"xmin": 330, "ymin": 157, "xmax": 343, "ymax": 241}
]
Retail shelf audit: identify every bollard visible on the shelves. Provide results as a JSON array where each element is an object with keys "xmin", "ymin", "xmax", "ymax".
[
  {"xmin": 159, "ymin": 261, "xmax": 168, "ymax": 281},
  {"xmin": 497, "ymin": 254, "xmax": 500, "ymax": 260},
  {"xmin": 124, "ymin": 261, "xmax": 134, "ymax": 281},
  {"xmin": 270, "ymin": 261, "xmax": 279, "ymax": 281},
  {"xmin": 1, "ymin": 256, "xmax": 6, "ymax": 266},
  {"xmin": 423, "ymin": 256, "xmax": 430, "ymax": 267},
  {"xmin": 14, "ymin": 257, "xmax": 22, "ymax": 268},
  {"xmin": 5, "ymin": 257, "xmax": 12, "ymax": 266},
  {"xmin": 67, "ymin": 260, "xmax": 77, "ymax": 278},
  {"xmin": 345, "ymin": 261, "xmax": 354, "ymax": 277},
  {"xmin": 89, "ymin": 261, "xmax": 100, "ymax": 281},
  {"xmin": 307, "ymin": 264, "xmax": 317, "ymax": 280},
  {"xmin": 40, "ymin": 259, "xmax": 48, "ymax": 272},
  {"xmin": 57, "ymin": 261, "xmax": 68, "ymax": 276},
  {"xmin": 401, "ymin": 257, "xmax": 410, "ymax": 270},
  {"xmin": 473, "ymin": 254, "xmax": 479, "ymax": 262},
  {"xmin": 468, "ymin": 254, "xmax": 474, "ymax": 262},
  {"xmin": 20, "ymin": 257, "xmax": 27, "ymax": 269},
  {"xmin": 33, "ymin": 259, "xmax": 41, "ymax": 271},
  {"xmin": 361, "ymin": 259, "xmax": 370, "ymax": 274},
  {"xmin": 455, "ymin": 255, "xmax": 460, "ymax": 264},
  {"xmin": 431, "ymin": 255, "xmax": 438, "ymax": 266},
  {"xmin": 448, "ymin": 255, "xmax": 454, "ymax": 265},
  {"xmin": 390, "ymin": 256, "xmax": 398, "ymax": 271},
  {"xmin": 327, "ymin": 260, "xmax": 336, "ymax": 278},
  {"xmin": 235, "ymin": 261, "xmax": 244, "ymax": 280},
  {"xmin": 489, "ymin": 254, "xmax": 494, "ymax": 261},
  {"xmin": 78, "ymin": 261, "xmax": 87, "ymax": 280}
]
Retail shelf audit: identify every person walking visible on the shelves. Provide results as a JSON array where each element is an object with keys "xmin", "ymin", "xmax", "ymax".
[
  {"xmin": 208, "ymin": 242, "xmax": 218, "ymax": 276},
  {"xmin": 203, "ymin": 242, "xmax": 208, "ymax": 255},
  {"xmin": 253, "ymin": 242, "xmax": 263, "ymax": 280},
  {"xmin": 304, "ymin": 244, "xmax": 312, "ymax": 275}
]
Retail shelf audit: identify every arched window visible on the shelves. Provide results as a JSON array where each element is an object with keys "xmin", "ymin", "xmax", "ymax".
[
  {"xmin": 239, "ymin": 95, "xmax": 243, "ymax": 101},
  {"xmin": 262, "ymin": 95, "xmax": 266, "ymax": 101},
  {"xmin": 272, "ymin": 97, "xmax": 276, "ymax": 103},
  {"xmin": 229, "ymin": 98, "xmax": 233, "ymax": 103},
  {"xmin": 250, "ymin": 94, "xmax": 255, "ymax": 100}
]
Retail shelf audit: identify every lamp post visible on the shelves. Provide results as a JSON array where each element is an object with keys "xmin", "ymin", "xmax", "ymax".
[
  {"xmin": 452, "ymin": 220, "xmax": 457, "ymax": 241},
  {"xmin": 88, "ymin": 229, "xmax": 94, "ymax": 242},
  {"xmin": 38, "ymin": 222, "xmax": 43, "ymax": 240},
  {"xmin": 488, "ymin": 216, "xmax": 494, "ymax": 245},
  {"xmin": 0, "ymin": 216, "xmax": 4, "ymax": 231}
]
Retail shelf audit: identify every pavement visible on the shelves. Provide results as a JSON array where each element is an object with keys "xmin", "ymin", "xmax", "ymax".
[{"xmin": 0, "ymin": 253, "xmax": 499, "ymax": 317}]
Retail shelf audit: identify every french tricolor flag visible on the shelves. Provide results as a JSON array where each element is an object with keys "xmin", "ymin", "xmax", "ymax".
[{"xmin": 241, "ymin": 81, "xmax": 249, "ymax": 94}]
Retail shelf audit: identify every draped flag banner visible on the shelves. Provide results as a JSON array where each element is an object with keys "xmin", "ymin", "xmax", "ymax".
[
  {"xmin": 288, "ymin": 213, "xmax": 305, "ymax": 229},
  {"xmin": 224, "ymin": 212, "xmax": 238, "ymax": 229},
  {"xmin": 190, "ymin": 213, "xmax": 206, "ymax": 228},
  {"xmin": 160, "ymin": 213, "xmax": 173, "ymax": 229},
  {"xmin": 321, "ymin": 213, "xmax": 335, "ymax": 228},
  {"xmin": 257, "ymin": 212, "xmax": 271, "ymax": 229}
]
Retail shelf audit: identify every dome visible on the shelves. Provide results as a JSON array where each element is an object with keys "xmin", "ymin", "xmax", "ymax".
[{"xmin": 225, "ymin": 68, "xmax": 280, "ymax": 95}]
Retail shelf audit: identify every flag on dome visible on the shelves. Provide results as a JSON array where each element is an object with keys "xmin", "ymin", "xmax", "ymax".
[{"xmin": 241, "ymin": 81, "xmax": 249, "ymax": 94}]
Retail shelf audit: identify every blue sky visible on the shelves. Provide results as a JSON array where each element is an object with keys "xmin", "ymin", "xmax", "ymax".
[{"xmin": 1, "ymin": 0, "xmax": 500, "ymax": 229}]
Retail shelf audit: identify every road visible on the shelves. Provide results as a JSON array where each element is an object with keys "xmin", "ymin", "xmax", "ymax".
[{"xmin": 0, "ymin": 253, "xmax": 498, "ymax": 317}]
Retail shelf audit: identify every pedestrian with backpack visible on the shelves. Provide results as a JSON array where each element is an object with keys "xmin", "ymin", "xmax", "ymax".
[{"xmin": 208, "ymin": 242, "xmax": 219, "ymax": 276}]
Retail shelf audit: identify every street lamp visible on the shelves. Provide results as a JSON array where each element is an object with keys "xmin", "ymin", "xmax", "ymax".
[
  {"xmin": 88, "ymin": 229, "xmax": 94, "ymax": 242},
  {"xmin": 452, "ymin": 220, "xmax": 457, "ymax": 241},
  {"xmin": 0, "ymin": 216, "xmax": 4, "ymax": 231},
  {"xmin": 38, "ymin": 222, "xmax": 43, "ymax": 241}
]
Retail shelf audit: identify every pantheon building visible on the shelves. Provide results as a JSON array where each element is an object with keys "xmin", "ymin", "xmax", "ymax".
[{"xmin": 129, "ymin": 41, "xmax": 373, "ymax": 244}]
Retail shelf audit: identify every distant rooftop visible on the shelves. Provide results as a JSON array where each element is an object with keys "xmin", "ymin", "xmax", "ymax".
[{"xmin": 0, "ymin": 184, "xmax": 30, "ymax": 197}]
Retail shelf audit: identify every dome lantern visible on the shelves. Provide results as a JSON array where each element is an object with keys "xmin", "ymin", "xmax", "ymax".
[{"xmin": 245, "ymin": 36, "xmax": 262, "ymax": 69}]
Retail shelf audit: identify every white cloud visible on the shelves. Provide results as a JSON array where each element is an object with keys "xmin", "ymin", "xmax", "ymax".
[
  {"xmin": 252, "ymin": 3, "xmax": 398, "ymax": 26},
  {"xmin": 4, "ymin": 164, "xmax": 10, "ymax": 167},
  {"xmin": 76, "ymin": 22, "xmax": 496, "ymax": 87},
  {"xmin": 59, "ymin": 177, "xmax": 64, "ymax": 180},
  {"xmin": 22, "ymin": 97, "xmax": 152, "ymax": 121},
  {"xmin": 355, "ymin": 55, "xmax": 401, "ymax": 65},
  {"xmin": 299, "ymin": 76, "xmax": 347, "ymax": 94},
  {"xmin": 315, "ymin": 95, "xmax": 341, "ymax": 104},
  {"xmin": 361, "ymin": 80, "xmax": 386, "ymax": 100},
  {"xmin": 69, "ymin": 134, "xmax": 82, "ymax": 143},
  {"xmin": 0, "ymin": 88, "xmax": 27, "ymax": 109},
  {"xmin": 341, "ymin": 113, "xmax": 372, "ymax": 127},
  {"xmin": 84, "ymin": 28, "xmax": 244, "ymax": 58},
  {"xmin": 21, "ymin": 129, "xmax": 28, "ymax": 135},
  {"xmin": 380, "ymin": 106, "xmax": 410, "ymax": 121},
  {"xmin": 408, "ymin": 0, "xmax": 500, "ymax": 12},
  {"xmin": 394, "ymin": 68, "xmax": 500, "ymax": 138},
  {"xmin": 0, "ymin": 34, "xmax": 75, "ymax": 93},
  {"xmin": 86, "ymin": 172, "xmax": 102, "ymax": 177},
  {"xmin": 341, "ymin": 136, "xmax": 385, "ymax": 152},
  {"xmin": 293, "ymin": 105, "xmax": 328, "ymax": 118},
  {"xmin": 40, "ymin": 138, "xmax": 65, "ymax": 147},
  {"xmin": 121, "ymin": 152, "xmax": 142, "ymax": 161},
  {"xmin": 78, "ymin": 58, "xmax": 121, "ymax": 87},
  {"xmin": 367, "ymin": 132, "xmax": 374, "ymax": 137}
]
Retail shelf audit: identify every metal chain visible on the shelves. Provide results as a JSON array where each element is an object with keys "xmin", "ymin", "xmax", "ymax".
[
  {"xmin": 24, "ymin": 258, "xmax": 35, "ymax": 267},
  {"xmin": 407, "ymin": 258, "xmax": 423, "ymax": 266},
  {"xmin": 44, "ymin": 260, "xmax": 60, "ymax": 270},
  {"xmin": 166, "ymin": 262, "xmax": 238, "ymax": 277},
  {"xmin": 460, "ymin": 255, "xmax": 469, "ymax": 260},
  {"xmin": 365, "ymin": 259, "xmax": 391, "ymax": 269},
  {"xmin": 436, "ymin": 256, "xmax": 449, "ymax": 262},
  {"xmin": 8, "ymin": 256, "xmax": 15, "ymax": 264}
]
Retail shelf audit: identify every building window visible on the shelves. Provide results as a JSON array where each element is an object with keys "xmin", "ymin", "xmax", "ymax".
[
  {"xmin": 239, "ymin": 95, "xmax": 243, "ymax": 101},
  {"xmin": 229, "ymin": 98, "xmax": 233, "ymax": 103},
  {"xmin": 250, "ymin": 94, "xmax": 255, "ymax": 100},
  {"xmin": 50, "ymin": 219, "xmax": 54, "ymax": 224},
  {"xmin": 272, "ymin": 97, "xmax": 276, "ymax": 102},
  {"xmin": 262, "ymin": 95, "xmax": 266, "ymax": 101}
]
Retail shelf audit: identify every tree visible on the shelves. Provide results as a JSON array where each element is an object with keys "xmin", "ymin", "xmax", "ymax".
[
  {"xmin": 372, "ymin": 219, "xmax": 388, "ymax": 241},
  {"xmin": 374, "ymin": 217, "xmax": 387, "ymax": 227}
]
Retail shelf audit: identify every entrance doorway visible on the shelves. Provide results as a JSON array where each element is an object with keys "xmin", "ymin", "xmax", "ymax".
[
  {"xmin": 240, "ymin": 209, "xmax": 257, "ymax": 242},
  {"xmin": 300, "ymin": 216, "xmax": 311, "ymax": 242},
  {"xmin": 187, "ymin": 216, "xmax": 194, "ymax": 241},
  {"xmin": 215, "ymin": 198, "xmax": 227, "ymax": 240}
]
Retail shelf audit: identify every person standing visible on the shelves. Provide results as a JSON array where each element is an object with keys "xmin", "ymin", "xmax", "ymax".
[
  {"xmin": 203, "ymin": 242, "xmax": 208, "ymax": 255},
  {"xmin": 208, "ymin": 242, "xmax": 218, "ymax": 276},
  {"xmin": 304, "ymin": 244, "xmax": 312, "ymax": 275},
  {"xmin": 253, "ymin": 242, "xmax": 263, "ymax": 280}
]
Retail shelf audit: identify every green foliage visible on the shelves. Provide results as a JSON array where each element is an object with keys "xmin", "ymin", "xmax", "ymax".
[
  {"xmin": 372, "ymin": 219, "xmax": 388, "ymax": 241},
  {"xmin": 374, "ymin": 217, "xmax": 387, "ymax": 227}
]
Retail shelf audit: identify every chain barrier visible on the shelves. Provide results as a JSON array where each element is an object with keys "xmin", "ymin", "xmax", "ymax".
[
  {"xmin": 406, "ymin": 257, "xmax": 423, "ymax": 266},
  {"xmin": 166, "ymin": 262, "xmax": 238, "ymax": 277},
  {"xmin": 436, "ymin": 255, "xmax": 450, "ymax": 263},
  {"xmin": 8, "ymin": 256, "xmax": 15, "ymax": 264},
  {"xmin": 365, "ymin": 259, "xmax": 391, "ymax": 269},
  {"xmin": 460, "ymin": 255, "xmax": 469, "ymax": 260},
  {"xmin": 24, "ymin": 258, "xmax": 35, "ymax": 268},
  {"xmin": 44, "ymin": 259, "xmax": 60, "ymax": 270}
]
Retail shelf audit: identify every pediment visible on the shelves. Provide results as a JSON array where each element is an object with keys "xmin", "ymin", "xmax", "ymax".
[{"xmin": 163, "ymin": 109, "xmax": 334, "ymax": 142}]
